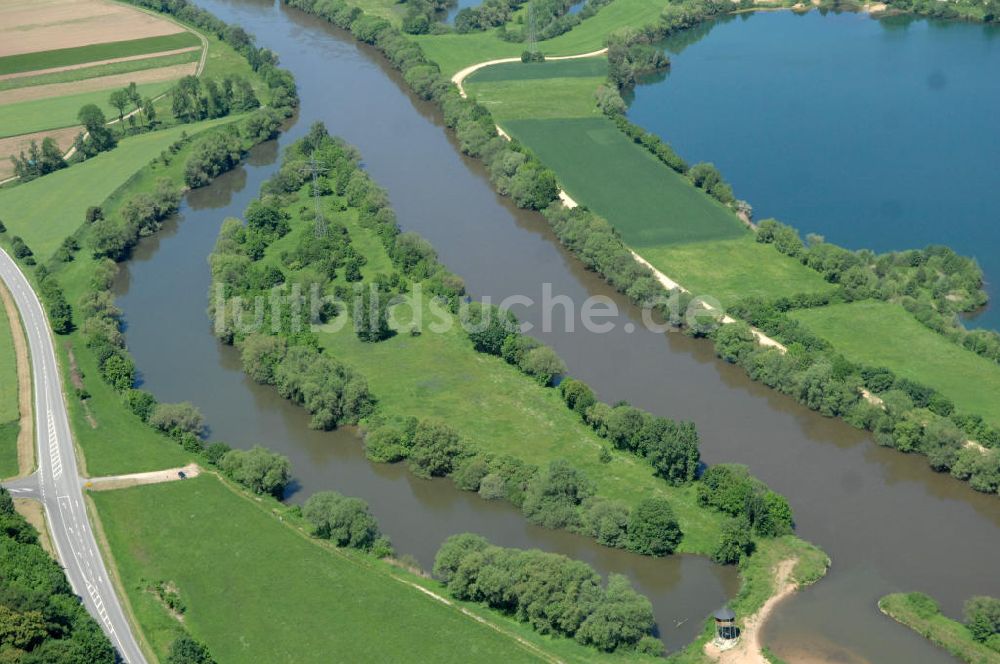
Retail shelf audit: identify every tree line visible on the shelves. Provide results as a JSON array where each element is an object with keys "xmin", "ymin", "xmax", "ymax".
[{"xmin": 434, "ymin": 533, "xmax": 662, "ymax": 655}]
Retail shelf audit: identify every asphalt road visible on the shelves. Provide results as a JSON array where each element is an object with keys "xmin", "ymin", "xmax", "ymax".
[{"xmin": 0, "ymin": 248, "xmax": 146, "ymax": 664}]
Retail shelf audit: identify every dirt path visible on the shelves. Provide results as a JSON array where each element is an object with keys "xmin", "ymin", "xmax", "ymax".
[
  {"xmin": 84, "ymin": 462, "xmax": 200, "ymax": 491},
  {"xmin": 0, "ymin": 279, "xmax": 33, "ymax": 477},
  {"xmin": 451, "ymin": 48, "xmax": 608, "ymax": 98},
  {"xmin": 705, "ymin": 558, "xmax": 798, "ymax": 664}
]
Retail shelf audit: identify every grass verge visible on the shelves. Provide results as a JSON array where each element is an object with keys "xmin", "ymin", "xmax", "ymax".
[{"xmin": 0, "ymin": 296, "xmax": 17, "ymax": 477}]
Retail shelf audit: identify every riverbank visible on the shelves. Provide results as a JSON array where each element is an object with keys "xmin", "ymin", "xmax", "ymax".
[{"xmin": 879, "ymin": 593, "xmax": 1000, "ymax": 664}]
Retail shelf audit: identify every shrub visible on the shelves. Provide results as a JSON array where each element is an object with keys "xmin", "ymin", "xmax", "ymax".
[
  {"xmin": 626, "ymin": 496, "xmax": 682, "ymax": 556},
  {"xmin": 149, "ymin": 402, "xmax": 205, "ymax": 438},
  {"xmin": 303, "ymin": 490, "xmax": 382, "ymax": 550},
  {"xmin": 219, "ymin": 446, "xmax": 291, "ymax": 497},
  {"xmin": 407, "ymin": 420, "xmax": 469, "ymax": 478},
  {"xmin": 522, "ymin": 459, "xmax": 593, "ymax": 529}
]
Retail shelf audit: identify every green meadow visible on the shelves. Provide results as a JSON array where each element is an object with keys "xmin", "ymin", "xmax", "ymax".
[
  {"xmin": 253, "ymin": 189, "xmax": 728, "ymax": 554},
  {"xmin": 639, "ymin": 238, "xmax": 836, "ymax": 307},
  {"xmin": 0, "ymin": 50, "xmax": 200, "ymax": 93},
  {"xmin": 791, "ymin": 302, "xmax": 1000, "ymax": 428},
  {"xmin": 504, "ymin": 116, "xmax": 744, "ymax": 246},
  {"xmin": 91, "ymin": 475, "xmax": 566, "ymax": 664},
  {"xmin": 0, "ymin": 118, "xmax": 234, "ymax": 260},
  {"xmin": 0, "ymin": 301, "xmax": 19, "ymax": 478},
  {"xmin": 0, "ymin": 81, "xmax": 177, "ymax": 138},
  {"xmin": 0, "ymin": 32, "xmax": 201, "ymax": 76},
  {"xmin": 466, "ymin": 59, "xmax": 608, "ymax": 119},
  {"xmin": 415, "ymin": 0, "xmax": 672, "ymax": 76}
]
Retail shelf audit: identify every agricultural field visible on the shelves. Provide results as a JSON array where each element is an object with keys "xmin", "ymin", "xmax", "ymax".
[
  {"xmin": 466, "ymin": 58, "xmax": 834, "ymax": 303},
  {"xmin": 0, "ymin": 299, "xmax": 19, "ymax": 478},
  {"xmin": 0, "ymin": 0, "xmax": 204, "ymax": 178},
  {"xmin": 91, "ymin": 474, "xmax": 605, "ymax": 664},
  {"xmin": 415, "ymin": 0, "xmax": 673, "ymax": 76},
  {"xmin": 791, "ymin": 301, "xmax": 1000, "ymax": 428}
]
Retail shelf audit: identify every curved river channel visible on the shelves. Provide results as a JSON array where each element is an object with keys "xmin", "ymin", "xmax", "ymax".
[{"xmin": 114, "ymin": 1, "xmax": 1000, "ymax": 661}]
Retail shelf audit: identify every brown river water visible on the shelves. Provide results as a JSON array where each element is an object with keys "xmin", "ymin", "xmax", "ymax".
[{"xmin": 113, "ymin": 1, "xmax": 999, "ymax": 660}]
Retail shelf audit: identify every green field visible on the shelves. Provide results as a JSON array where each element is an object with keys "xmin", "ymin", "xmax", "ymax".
[
  {"xmin": 92, "ymin": 475, "xmax": 578, "ymax": 664},
  {"xmin": 0, "ymin": 50, "xmax": 201, "ymax": 93},
  {"xmin": 0, "ymin": 81, "xmax": 177, "ymax": 138},
  {"xmin": 0, "ymin": 300, "xmax": 20, "ymax": 478},
  {"xmin": 415, "ymin": 0, "xmax": 672, "ymax": 76},
  {"xmin": 879, "ymin": 593, "xmax": 999, "ymax": 664},
  {"xmin": 0, "ymin": 118, "xmax": 234, "ymax": 261},
  {"xmin": 639, "ymin": 238, "xmax": 837, "ymax": 307},
  {"xmin": 504, "ymin": 116, "xmax": 745, "ymax": 246},
  {"xmin": 0, "ymin": 32, "xmax": 201, "ymax": 76},
  {"xmin": 791, "ymin": 301, "xmax": 1000, "ymax": 427},
  {"xmin": 467, "ymin": 60, "xmax": 608, "ymax": 119}
]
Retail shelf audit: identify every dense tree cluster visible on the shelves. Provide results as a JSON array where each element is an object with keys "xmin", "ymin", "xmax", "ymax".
[
  {"xmin": 91, "ymin": 178, "xmax": 181, "ymax": 259},
  {"xmin": 559, "ymin": 378, "xmax": 701, "ymax": 485},
  {"xmin": 964, "ymin": 596, "xmax": 1000, "ymax": 650},
  {"xmin": 9, "ymin": 138, "xmax": 66, "ymax": 182},
  {"xmin": 303, "ymin": 490, "xmax": 385, "ymax": 551},
  {"xmin": 74, "ymin": 104, "xmax": 118, "ymax": 158},
  {"xmin": 170, "ymin": 75, "xmax": 260, "ymax": 124},
  {"xmin": 165, "ymin": 636, "xmax": 216, "ymax": 664},
  {"xmin": 697, "ymin": 464, "xmax": 794, "ymax": 538},
  {"xmin": 0, "ymin": 489, "xmax": 116, "ymax": 662},
  {"xmin": 460, "ymin": 302, "xmax": 566, "ymax": 386},
  {"xmin": 219, "ymin": 445, "xmax": 292, "ymax": 497},
  {"xmin": 433, "ymin": 534, "xmax": 661, "ymax": 654},
  {"xmin": 37, "ymin": 267, "xmax": 73, "ymax": 334}
]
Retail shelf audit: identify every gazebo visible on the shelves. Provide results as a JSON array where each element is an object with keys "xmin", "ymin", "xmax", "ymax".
[{"xmin": 713, "ymin": 606, "xmax": 739, "ymax": 647}]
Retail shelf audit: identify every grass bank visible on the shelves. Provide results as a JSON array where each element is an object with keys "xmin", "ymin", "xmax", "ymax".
[
  {"xmin": 0, "ymin": 299, "xmax": 19, "ymax": 477},
  {"xmin": 791, "ymin": 301, "xmax": 1000, "ymax": 428},
  {"xmin": 92, "ymin": 473, "xmax": 611, "ymax": 663},
  {"xmin": 879, "ymin": 593, "xmax": 1000, "ymax": 664}
]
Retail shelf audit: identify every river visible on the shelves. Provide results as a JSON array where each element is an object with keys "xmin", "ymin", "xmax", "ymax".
[
  {"xmin": 114, "ymin": 1, "xmax": 1000, "ymax": 661},
  {"xmin": 627, "ymin": 9, "xmax": 1000, "ymax": 329}
]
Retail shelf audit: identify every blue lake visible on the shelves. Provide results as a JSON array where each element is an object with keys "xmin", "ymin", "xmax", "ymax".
[{"xmin": 627, "ymin": 10, "xmax": 1000, "ymax": 328}]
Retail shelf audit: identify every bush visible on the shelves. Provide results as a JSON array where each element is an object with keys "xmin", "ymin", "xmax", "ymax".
[
  {"xmin": 433, "ymin": 533, "xmax": 655, "ymax": 652},
  {"xmin": 521, "ymin": 459, "xmax": 593, "ymax": 529},
  {"xmin": 407, "ymin": 419, "xmax": 469, "ymax": 478},
  {"xmin": 626, "ymin": 496, "xmax": 682, "ymax": 556},
  {"xmin": 364, "ymin": 425, "xmax": 408, "ymax": 463},
  {"xmin": 219, "ymin": 445, "xmax": 291, "ymax": 497},
  {"xmin": 712, "ymin": 517, "xmax": 755, "ymax": 565},
  {"xmin": 303, "ymin": 490, "xmax": 382, "ymax": 550},
  {"xmin": 462, "ymin": 302, "xmax": 518, "ymax": 355},
  {"xmin": 964, "ymin": 596, "xmax": 1000, "ymax": 643},
  {"xmin": 148, "ymin": 402, "xmax": 205, "ymax": 438}
]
